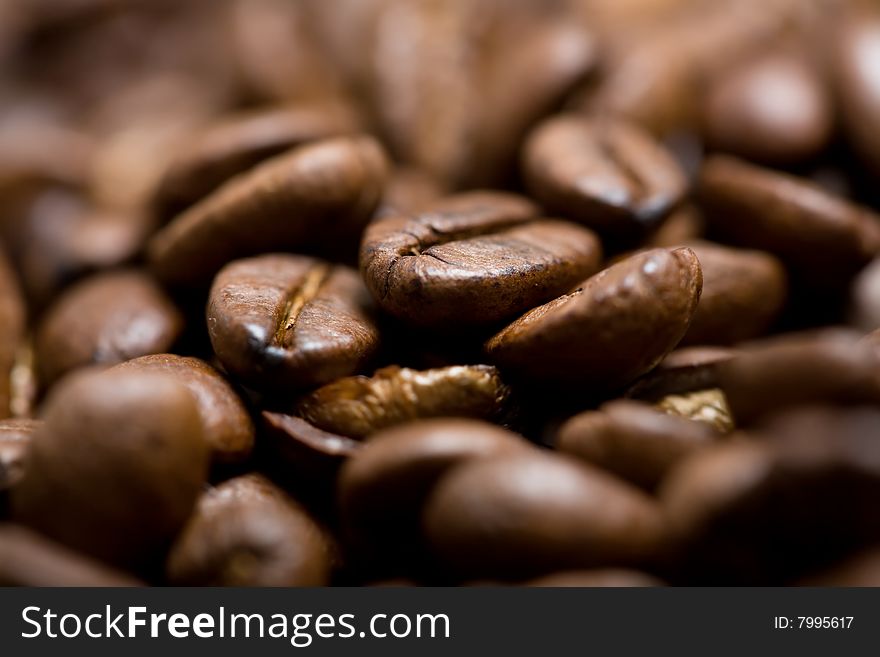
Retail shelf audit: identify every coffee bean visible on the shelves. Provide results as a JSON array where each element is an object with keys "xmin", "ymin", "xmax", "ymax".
[
  {"xmin": 35, "ymin": 270, "xmax": 183, "ymax": 388},
  {"xmin": 850, "ymin": 257, "xmax": 880, "ymax": 331},
  {"xmin": 423, "ymin": 450, "xmax": 665, "ymax": 580},
  {"xmin": 207, "ymin": 254, "xmax": 379, "ymax": 392},
  {"xmin": 0, "ymin": 246, "xmax": 24, "ymax": 418},
  {"xmin": 526, "ymin": 569, "xmax": 664, "ymax": 587},
  {"xmin": 339, "ymin": 419, "xmax": 528, "ymax": 561},
  {"xmin": 681, "ymin": 241, "xmax": 787, "ymax": 345},
  {"xmin": 702, "ymin": 50, "xmax": 832, "ymax": 164},
  {"xmin": 557, "ymin": 400, "xmax": 718, "ymax": 491},
  {"xmin": 153, "ymin": 103, "xmax": 360, "ymax": 218},
  {"xmin": 0, "ymin": 524, "xmax": 142, "ymax": 586},
  {"xmin": 627, "ymin": 346, "xmax": 738, "ymax": 401},
  {"xmin": 716, "ymin": 329, "xmax": 880, "ymax": 426},
  {"xmin": 166, "ymin": 474, "xmax": 335, "ymax": 586},
  {"xmin": 361, "ymin": 191, "xmax": 602, "ymax": 328},
  {"xmin": 377, "ymin": 167, "xmax": 446, "ymax": 219},
  {"xmin": 148, "ymin": 135, "xmax": 388, "ymax": 288},
  {"xmin": 522, "ymin": 115, "xmax": 687, "ymax": 242},
  {"xmin": 294, "ymin": 364, "xmax": 510, "ymax": 439},
  {"xmin": 646, "ymin": 205, "xmax": 705, "ymax": 248},
  {"xmin": 112, "ymin": 354, "xmax": 255, "ymax": 466},
  {"xmin": 654, "ymin": 389, "xmax": 734, "ymax": 434},
  {"xmin": 12, "ymin": 368, "xmax": 208, "ymax": 571},
  {"xmin": 486, "ymin": 247, "xmax": 703, "ymax": 391},
  {"xmin": 699, "ymin": 155, "xmax": 880, "ymax": 286}
]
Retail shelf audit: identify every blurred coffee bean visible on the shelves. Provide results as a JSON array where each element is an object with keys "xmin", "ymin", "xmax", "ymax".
[
  {"xmin": 361, "ymin": 191, "xmax": 602, "ymax": 328},
  {"xmin": 682, "ymin": 241, "xmax": 787, "ymax": 345},
  {"xmin": 525, "ymin": 569, "xmax": 664, "ymax": 587},
  {"xmin": 850, "ymin": 257, "xmax": 880, "ymax": 331},
  {"xmin": 0, "ymin": 524, "xmax": 142, "ymax": 587},
  {"xmin": 423, "ymin": 450, "xmax": 665, "ymax": 580},
  {"xmin": 148, "ymin": 135, "xmax": 388, "ymax": 288},
  {"xmin": 153, "ymin": 103, "xmax": 360, "ymax": 219},
  {"xmin": 12, "ymin": 369, "xmax": 208, "ymax": 572},
  {"xmin": 486, "ymin": 248, "xmax": 703, "ymax": 391},
  {"xmin": 700, "ymin": 155, "xmax": 880, "ymax": 287},
  {"xmin": 702, "ymin": 50, "xmax": 833, "ymax": 164},
  {"xmin": 0, "ymin": 419, "xmax": 39, "ymax": 495},
  {"xmin": 294, "ymin": 364, "xmax": 510, "ymax": 440},
  {"xmin": 112, "ymin": 354, "xmax": 255, "ymax": 466},
  {"xmin": 797, "ymin": 548, "xmax": 880, "ymax": 586},
  {"xmin": 376, "ymin": 167, "xmax": 446, "ymax": 218},
  {"xmin": 0, "ymin": 247, "xmax": 24, "ymax": 418},
  {"xmin": 166, "ymin": 474, "xmax": 335, "ymax": 586},
  {"xmin": 522, "ymin": 115, "xmax": 687, "ymax": 244},
  {"xmin": 716, "ymin": 329, "xmax": 880, "ymax": 426},
  {"xmin": 627, "ymin": 346, "xmax": 737, "ymax": 400},
  {"xmin": 557, "ymin": 400, "xmax": 718, "ymax": 491},
  {"xmin": 208, "ymin": 254, "xmax": 379, "ymax": 393},
  {"xmin": 655, "ymin": 388, "xmax": 734, "ymax": 434},
  {"xmin": 646, "ymin": 205, "xmax": 705, "ymax": 248},
  {"xmin": 35, "ymin": 270, "xmax": 183, "ymax": 388}
]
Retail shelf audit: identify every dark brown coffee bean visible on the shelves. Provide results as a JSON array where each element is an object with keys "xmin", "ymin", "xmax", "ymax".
[
  {"xmin": 148, "ymin": 135, "xmax": 388, "ymax": 288},
  {"xmin": 682, "ymin": 241, "xmax": 787, "ymax": 345},
  {"xmin": 833, "ymin": 10, "xmax": 880, "ymax": 178},
  {"xmin": 522, "ymin": 115, "xmax": 687, "ymax": 242},
  {"xmin": 626, "ymin": 346, "xmax": 738, "ymax": 401},
  {"xmin": 646, "ymin": 205, "xmax": 705, "ymax": 248},
  {"xmin": 0, "ymin": 246, "xmax": 24, "ymax": 418},
  {"xmin": 526, "ymin": 569, "xmax": 664, "ymax": 587},
  {"xmin": 12, "ymin": 368, "xmax": 208, "ymax": 571},
  {"xmin": 35, "ymin": 270, "xmax": 183, "ymax": 388},
  {"xmin": 207, "ymin": 254, "xmax": 379, "ymax": 391},
  {"xmin": 850, "ymin": 257, "xmax": 880, "ymax": 331},
  {"xmin": 423, "ymin": 450, "xmax": 665, "ymax": 580},
  {"xmin": 294, "ymin": 364, "xmax": 510, "ymax": 439},
  {"xmin": 702, "ymin": 51, "xmax": 832, "ymax": 164},
  {"xmin": 716, "ymin": 329, "xmax": 880, "ymax": 426},
  {"xmin": 112, "ymin": 354, "xmax": 255, "ymax": 466},
  {"xmin": 0, "ymin": 418, "xmax": 39, "ymax": 494},
  {"xmin": 557, "ymin": 400, "xmax": 718, "ymax": 491},
  {"xmin": 699, "ymin": 155, "xmax": 880, "ymax": 286},
  {"xmin": 361, "ymin": 191, "xmax": 603, "ymax": 328},
  {"xmin": 486, "ymin": 247, "xmax": 703, "ymax": 391},
  {"xmin": 166, "ymin": 474, "xmax": 335, "ymax": 586},
  {"xmin": 339, "ymin": 419, "xmax": 528, "ymax": 556},
  {"xmin": 153, "ymin": 103, "xmax": 360, "ymax": 217},
  {"xmin": 654, "ymin": 388, "xmax": 734, "ymax": 434},
  {"xmin": 662, "ymin": 406, "xmax": 880, "ymax": 583},
  {"xmin": 0, "ymin": 524, "xmax": 142, "ymax": 587}
]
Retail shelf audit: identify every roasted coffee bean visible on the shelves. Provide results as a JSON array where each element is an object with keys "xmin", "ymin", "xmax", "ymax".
[
  {"xmin": 377, "ymin": 167, "xmax": 446, "ymax": 218},
  {"xmin": 627, "ymin": 346, "xmax": 738, "ymax": 401},
  {"xmin": 700, "ymin": 155, "xmax": 880, "ymax": 286},
  {"xmin": 166, "ymin": 474, "xmax": 335, "ymax": 586},
  {"xmin": 0, "ymin": 247, "xmax": 24, "ymax": 418},
  {"xmin": 35, "ymin": 270, "xmax": 183, "ymax": 388},
  {"xmin": 681, "ymin": 241, "xmax": 787, "ymax": 345},
  {"xmin": 662, "ymin": 406, "xmax": 880, "ymax": 583},
  {"xmin": 850, "ymin": 257, "xmax": 880, "ymax": 331},
  {"xmin": 655, "ymin": 389, "xmax": 734, "ymax": 434},
  {"xmin": 702, "ymin": 50, "xmax": 832, "ymax": 164},
  {"xmin": 294, "ymin": 364, "xmax": 510, "ymax": 439},
  {"xmin": 148, "ymin": 135, "xmax": 388, "ymax": 288},
  {"xmin": 153, "ymin": 103, "xmax": 360, "ymax": 218},
  {"xmin": 486, "ymin": 248, "xmax": 703, "ymax": 391},
  {"xmin": 361, "ymin": 191, "xmax": 602, "ymax": 328},
  {"xmin": 0, "ymin": 524, "xmax": 143, "ymax": 587},
  {"xmin": 716, "ymin": 329, "xmax": 880, "ymax": 426},
  {"xmin": 646, "ymin": 205, "xmax": 705, "ymax": 248},
  {"xmin": 12, "ymin": 368, "xmax": 208, "ymax": 571},
  {"xmin": 526, "ymin": 569, "xmax": 664, "ymax": 587},
  {"xmin": 423, "ymin": 450, "xmax": 665, "ymax": 580},
  {"xmin": 208, "ymin": 254, "xmax": 379, "ymax": 391},
  {"xmin": 557, "ymin": 400, "xmax": 718, "ymax": 491},
  {"xmin": 112, "ymin": 354, "xmax": 255, "ymax": 466},
  {"xmin": 522, "ymin": 115, "xmax": 687, "ymax": 243},
  {"xmin": 339, "ymin": 419, "xmax": 528, "ymax": 560},
  {"xmin": 0, "ymin": 418, "xmax": 39, "ymax": 495}
]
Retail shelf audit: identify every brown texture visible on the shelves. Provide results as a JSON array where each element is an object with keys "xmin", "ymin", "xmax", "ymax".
[
  {"xmin": 0, "ymin": 418, "xmax": 40, "ymax": 494},
  {"xmin": 0, "ymin": 247, "xmax": 24, "ymax": 418}
]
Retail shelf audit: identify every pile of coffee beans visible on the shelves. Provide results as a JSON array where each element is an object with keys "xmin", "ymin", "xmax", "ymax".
[{"xmin": 2, "ymin": 0, "xmax": 880, "ymax": 586}]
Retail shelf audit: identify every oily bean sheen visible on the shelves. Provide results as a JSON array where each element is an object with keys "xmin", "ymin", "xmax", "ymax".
[
  {"xmin": 699, "ymin": 155, "xmax": 880, "ymax": 285},
  {"xmin": 294, "ymin": 364, "xmax": 510, "ymax": 440},
  {"xmin": 486, "ymin": 247, "xmax": 703, "ymax": 391},
  {"xmin": 35, "ymin": 270, "xmax": 183, "ymax": 388},
  {"xmin": 154, "ymin": 103, "xmax": 359, "ymax": 217},
  {"xmin": 339, "ymin": 419, "xmax": 528, "ymax": 550},
  {"xmin": 360, "ymin": 191, "xmax": 602, "ymax": 327},
  {"xmin": 11, "ymin": 369, "xmax": 208, "ymax": 571},
  {"xmin": 557, "ymin": 400, "xmax": 718, "ymax": 491},
  {"xmin": 702, "ymin": 51, "xmax": 833, "ymax": 164},
  {"xmin": 423, "ymin": 450, "xmax": 665, "ymax": 580},
  {"xmin": 0, "ymin": 525, "xmax": 142, "ymax": 587},
  {"xmin": 166, "ymin": 474, "xmax": 334, "ymax": 587},
  {"xmin": 0, "ymin": 247, "xmax": 24, "ymax": 418},
  {"xmin": 522, "ymin": 114, "xmax": 688, "ymax": 242},
  {"xmin": 112, "ymin": 355, "xmax": 255, "ymax": 466},
  {"xmin": 208, "ymin": 254, "xmax": 379, "ymax": 391},
  {"xmin": 148, "ymin": 135, "xmax": 388, "ymax": 288},
  {"xmin": 682, "ymin": 241, "xmax": 787, "ymax": 345}
]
